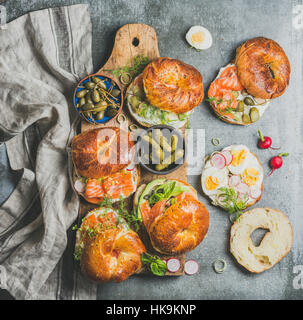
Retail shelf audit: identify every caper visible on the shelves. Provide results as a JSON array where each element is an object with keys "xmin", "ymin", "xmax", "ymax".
[
  {"xmin": 96, "ymin": 111, "xmax": 105, "ymax": 120},
  {"xmin": 244, "ymin": 97, "xmax": 255, "ymax": 106},
  {"xmin": 92, "ymin": 89, "xmax": 101, "ymax": 103},
  {"xmin": 237, "ymin": 100, "xmax": 245, "ymax": 112},
  {"xmin": 242, "ymin": 114, "xmax": 251, "ymax": 124},
  {"xmin": 249, "ymin": 107, "xmax": 260, "ymax": 122},
  {"xmin": 97, "ymin": 81, "xmax": 107, "ymax": 90},
  {"xmin": 105, "ymin": 107, "xmax": 119, "ymax": 118},
  {"xmin": 76, "ymin": 89, "xmax": 88, "ymax": 98},
  {"xmin": 85, "ymin": 81, "xmax": 96, "ymax": 89},
  {"xmin": 85, "ymin": 92, "xmax": 93, "ymax": 104},
  {"xmin": 79, "ymin": 97, "xmax": 86, "ymax": 107},
  {"xmin": 232, "ymin": 91, "xmax": 239, "ymax": 98},
  {"xmin": 94, "ymin": 100, "xmax": 108, "ymax": 110},
  {"xmin": 81, "ymin": 102, "xmax": 94, "ymax": 111},
  {"xmin": 111, "ymin": 89, "xmax": 121, "ymax": 97}
]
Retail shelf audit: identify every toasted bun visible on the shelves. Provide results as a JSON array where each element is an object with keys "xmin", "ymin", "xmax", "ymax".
[
  {"xmin": 77, "ymin": 208, "xmax": 146, "ymax": 283},
  {"xmin": 230, "ymin": 208, "xmax": 293, "ymax": 273},
  {"xmin": 135, "ymin": 179, "xmax": 209, "ymax": 255},
  {"xmin": 72, "ymin": 127, "xmax": 135, "ymax": 178},
  {"xmin": 235, "ymin": 37, "xmax": 290, "ymax": 99},
  {"xmin": 143, "ymin": 57, "xmax": 204, "ymax": 114}
]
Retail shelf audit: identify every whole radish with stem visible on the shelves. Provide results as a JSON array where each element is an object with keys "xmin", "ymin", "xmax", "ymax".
[
  {"xmin": 267, "ymin": 153, "xmax": 289, "ymax": 176},
  {"xmin": 257, "ymin": 130, "xmax": 281, "ymax": 150}
]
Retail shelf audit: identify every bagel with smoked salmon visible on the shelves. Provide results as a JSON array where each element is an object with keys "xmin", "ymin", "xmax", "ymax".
[
  {"xmin": 75, "ymin": 208, "xmax": 146, "ymax": 282},
  {"xmin": 133, "ymin": 179, "xmax": 209, "ymax": 255},
  {"xmin": 208, "ymin": 37, "xmax": 290, "ymax": 125},
  {"xmin": 126, "ymin": 57, "xmax": 204, "ymax": 128},
  {"xmin": 71, "ymin": 127, "xmax": 140, "ymax": 204}
]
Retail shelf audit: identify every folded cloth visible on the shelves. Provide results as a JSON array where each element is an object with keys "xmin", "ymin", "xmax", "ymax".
[{"xmin": 0, "ymin": 4, "xmax": 97, "ymax": 299}]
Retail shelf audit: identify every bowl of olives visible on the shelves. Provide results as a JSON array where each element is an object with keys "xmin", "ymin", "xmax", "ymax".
[{"xmin": 74, "ymin": 73, "xmax": 123, "ymax": 124}]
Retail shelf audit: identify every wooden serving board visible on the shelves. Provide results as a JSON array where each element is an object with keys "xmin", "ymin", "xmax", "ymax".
[{"xmin": 78, "ymin": 24, "xmax": 187, "ymax": 276}]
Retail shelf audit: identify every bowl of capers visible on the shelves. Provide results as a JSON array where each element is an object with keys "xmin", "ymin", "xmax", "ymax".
[{"xmin": 74, "ymin": 73, "xmax": 123, "ymax": 124}]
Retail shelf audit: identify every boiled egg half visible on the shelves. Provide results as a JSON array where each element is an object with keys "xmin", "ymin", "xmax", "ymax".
[{"xmin": 186, "ymin": 26, "xmax": 213, "ymax": 50}]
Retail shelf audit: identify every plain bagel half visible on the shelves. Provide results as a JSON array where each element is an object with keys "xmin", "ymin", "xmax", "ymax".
[{"xmin": 230, "ymin": 207, "xmax": 293, "ymax": 273}]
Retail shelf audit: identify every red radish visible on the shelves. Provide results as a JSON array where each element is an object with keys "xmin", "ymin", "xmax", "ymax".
[
  {"xmin": 184, "ymin": 259, "xmax": 199, "ymax": 275},
  {"xmin": 221, "ymin": 150, "xmax": 233, "ymax": 166},
  {"xmin": 249, "ymin": 187, "xmax": 262, "ymax": 199},
  {"xmin": 211, "ymin": 153, "xmax": 226, "ymax": 169},
  {"xmin": 74, "ymin": 179, "xmax": 86, "ymax": 193},
  {"xmin": 258, "ymin": 130, "xmax": 280, "ymax": 150},
  {"xmin": 267, "ymin": 153, "xmax": 289, "ymax": 176},
  {"xmin": 235, "ymin": 182, "xmax": 250, "ymax": 195},
  {"xmin": 166, "ymin": 258, "xmax": 181, "ymax": 273},
  {"xmin": 228, "ymin": 175, "xmax": 241, "ymax": 187}
]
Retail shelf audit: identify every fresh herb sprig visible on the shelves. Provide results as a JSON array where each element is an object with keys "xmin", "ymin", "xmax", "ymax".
[
  {"xmin": 105, "ymin": 55, "xmax": 150, "ymax": 82},
  {"xmin": 218, "ymin": 187, "xmax": 248, "ymax": 220},
  {"xmin": 141, "ymin": 252, "xmax": 167, "ymax": 276}
]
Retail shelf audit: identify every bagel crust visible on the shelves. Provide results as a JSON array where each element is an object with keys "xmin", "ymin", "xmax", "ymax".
[
  {"xmin": 235, "ymin": 37, "xmax": 290, "ymax": 99},
  {"xmin": 72, "ymin": 127, "xmax": 135, "ymax": 178},
  {"xmin": 230, "ymin": 208, "xmax": 293, "ymax": 273},
  {"xmin": 143, "ymin": 57, "xmax": 204, "ymax": 114},
  {"xmin": 149, "ymin": 198, "xmax": 209, "ymax": 255}
]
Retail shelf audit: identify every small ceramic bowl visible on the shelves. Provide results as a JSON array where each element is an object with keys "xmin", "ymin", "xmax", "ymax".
[
  {"xmin": 73, "ymin": 73, "xmax": 123, "ymax": 124},
  {"xmin": 136, "ymin": 124, "xmax": 186, "ymax": 175}
]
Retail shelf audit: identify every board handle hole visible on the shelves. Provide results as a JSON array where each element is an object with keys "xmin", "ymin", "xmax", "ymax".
[{"xmin": 132, "ymin": 37, "xmax": 139, "ymax": 47}]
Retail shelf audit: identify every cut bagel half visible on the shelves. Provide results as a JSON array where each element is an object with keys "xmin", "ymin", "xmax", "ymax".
[{"xmin": 230, "ymin": 207, "xmax": 293, "ymax": 273}]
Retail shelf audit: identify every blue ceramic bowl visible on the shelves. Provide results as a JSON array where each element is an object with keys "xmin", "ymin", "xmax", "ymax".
[{"xmin": 73, "ymin": 73, "xmax": 123, "ymax": 124}]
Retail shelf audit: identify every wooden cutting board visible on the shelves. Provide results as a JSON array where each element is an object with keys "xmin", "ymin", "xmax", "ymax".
[{"xmin": 78, "ymin": 24, "xmax": 187, "ymax": 276}]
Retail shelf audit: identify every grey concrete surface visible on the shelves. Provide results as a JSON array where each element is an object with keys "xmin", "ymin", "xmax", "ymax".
[{"xmin": 0, "ymin": 0, "xmax": 303, "ymax": 300}]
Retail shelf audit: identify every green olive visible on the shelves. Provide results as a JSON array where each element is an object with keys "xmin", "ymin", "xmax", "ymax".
[
  {"xmin": 242, "ymin": 113, "xmax": 251, "ymax": 124},
  {"xmin": 85, "ymin": 92, "xmax": 93, "ymax": 104},
  {"xmin": 105, "ymin": 107, "xmax": 119, "ymax": 118},
  {"xmin": 97, "ymin": 81, "xmax": 107, "ymax": 90},
  {"xmin": 92, "ymin": 77, "xmax": 102, "ymax": 84},
  {"xmin": 111, "ymin": 89, "xmax": 121, "ymax": 97},
  {"xmin": 96, "ymin": 111, "xmax": 105, "ymax": 120},
  {"xmin": 249, "ymin": 107, "xmax": 260, "ymax": 122},
  {"xmin": 237, "ymin": 100, "xmax": 245, "ymax": 112},
  {"xmin": 76, "ymin": 89, "xmax": 88, "ymax": 98},
  {"xmin": 85, "ymin": 81, "xmax": 96, "ymax": 89},
  {"xmin": 244, "ymin": 97, "xmax": 255, "ymax": 106},
  {"xmin": 92, "ymin": 89, "xmax": 101, "ymax": 103}
]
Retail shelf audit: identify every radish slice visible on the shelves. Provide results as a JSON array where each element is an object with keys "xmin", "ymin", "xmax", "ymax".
[
  {"xmin": 184, "ymin": 259, "xmax": 199, "ymax": 275},
  {"xmin": 249, "ymin": 187, "xmax": 262, "ymax": 199},
  {"xmin": 166, "ymin": 258, "xmax": 181, "ymax": 273},
  {"xmin": 235, "ymin": 182, "xmax": 249, "ymax": 195},
  {"xmin": 228, "ymin": 175, "xmax": 241, "ymax": 187},
  {"xmin": 221, "ymin": 150, "xmax": 233, "ymax": 166},
  {"xmin": 211, "ymin": 153, "xmax": 226, "ymax": 169},
  {"xmin": 74, "ymin": 179, "xmax": 86, "ymax": 193}
]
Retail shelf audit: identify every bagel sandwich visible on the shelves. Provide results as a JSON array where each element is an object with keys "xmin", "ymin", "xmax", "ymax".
[
  {"xmin": 208, "ymin": 37, "xmax": 290, "ymax": 125},
  {"xmin": 133, "ymin": 178, "xmax": 209, "ymax": 255},
  {"xmin": 126, "ymin": 57, "xmax": 204, "ymax": 128},
  {"xmin": 72, "ymin": 127, "xmax": 140, "ymax": 204},
  {"xmin": 201, "ymin": 145, "xmax": 263, "ymax": 215},
  {"xmin": 230, "ymin": 208, "xmax": 293, "ymax": 273},
  {"xmin": 75, "ymin": 207, "xmax": 146, "ymax": 282}
]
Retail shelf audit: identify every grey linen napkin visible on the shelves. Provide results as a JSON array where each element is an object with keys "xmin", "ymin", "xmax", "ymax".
[{"xmin": 0, "ymin": 4, "xmax": 97, "ymax": 299}]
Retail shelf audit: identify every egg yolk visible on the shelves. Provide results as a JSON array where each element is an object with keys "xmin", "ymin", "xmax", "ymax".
[
  {"xmin": 191, "ymin": 31, "xmax": 204, "ymax": 44},
  {"xmin": 231, "ymin": 149, "xmax": 247, "ymax": 167},
  {"xmin": 242, "ymin": 168, "xmax": 259, "ymax": 186},
  {"xmin": 205, "ymin": 176, "xmax": 219, "ymax": 190}
]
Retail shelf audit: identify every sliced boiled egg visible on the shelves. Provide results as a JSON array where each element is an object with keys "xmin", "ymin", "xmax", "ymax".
[
  {"xmin": 227, "ymin": 145, "xmax": 250, "ymax": 175},
  {"xmin": 201, "ymin": 167, "xmax": 228, "ymax": 196},
  {"xmin": 186, "ymin": 26, "xmax": 213, "ymax": 50}
]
